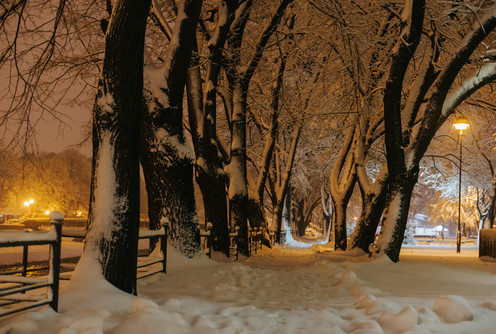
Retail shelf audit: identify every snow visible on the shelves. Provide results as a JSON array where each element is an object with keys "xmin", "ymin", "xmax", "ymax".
[
  {"xmin": 432, "ymin": 295, "xmax": 473, "ymax": 324},
  {"xmin": 373, "ymin": 192, "xmax": 403, "ymax": 255},
  {"xmin": 442, "ymin": 62, "xmax": 496, "ymax": 118},
  {"xmin": 85, "ymin": 133, "xmax": 124, "ymax": 259},
  {"xmin": 2, "ymin": 241, "xmax": 496, "ymax": 333},
  {"xmin": 225, "ymin": 159, "xmax": 248, "ymax": 199},
  {"xmin": 143, "ymin": 64, "xmax": 170, "ymax": 111},
  {"xmin": 154, "ymin": 128, "xmax": 194, "ymax": 162},
  {"xmin": 97, "ymin": 92, "xmax": 115, "ymax": 115},
  {"xmin": 0, "ymin": 229, "xmax": 57, "ymax": 244}
]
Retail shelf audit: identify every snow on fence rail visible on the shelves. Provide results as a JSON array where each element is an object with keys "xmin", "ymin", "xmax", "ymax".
[{"xmin": 0, "ymin": 212, "xmax": 63, "ymax": 317}]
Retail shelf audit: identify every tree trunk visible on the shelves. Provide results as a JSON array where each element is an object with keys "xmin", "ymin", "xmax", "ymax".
[
  {"xmin": 349, "ymin": 173, "xmax": 388, "ymax": 253},
  {"xmin": 185, "ymin": 2, "xmax": 238, "ymax": 256},
  {"xmin": 487, "ymin": 177, "xmax": 496, "ymax": 228},
  {"xmin": 196, "ymin": 167, "xmax": 230, "ymax": 252},
  {"xmin": 274, "ymin": 200, "xmax": 285, "ymax": 243},
  {"xmin": 331, "ymin": 196, "xmax": 348, "ymax": 250},
  {"xmin": 84, "ymin": 0, "xmax": 150, "ymax": 295},
  {"xmin": 227, "ymin": 83, "xmax": 249, "ymax": 255},
  {"xmin": 141, "ymin": 137, "xmax": 201, "ymax": 257},
  {"xmin": 247, "ymin": 196, "xmax": 272, "ymax": 247},
  {"xmin": 373, "ymin": 169, "xmax": 418, "ymax": 262},
  {"xmin": 141, "ymin": 0, "xmax": 202, "ymax": 257},
  {"xmin": 329, "ymin": 127, "xmax": 357, "ymax": 250},
  {"xmin": 294, "ymin": 198, "xmax": 305, "ymax": 237}
]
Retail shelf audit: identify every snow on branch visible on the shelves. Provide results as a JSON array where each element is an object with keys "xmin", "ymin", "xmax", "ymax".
[
  {"xmin": 442, "ymin": 62, "xmax": 496, "ymax": 118},
  {"xmin": 153, "ymin": 127, "xmax": 194, "ymax": 163}
]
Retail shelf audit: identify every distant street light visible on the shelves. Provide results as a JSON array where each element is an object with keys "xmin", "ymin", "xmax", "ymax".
[
  {"xmin": 453, "ymin": 117, "xmax": 469, "ymax": 253},
  {"xmin": 23, "ymin": 199, "xmax": 35, "ymax": 215}
]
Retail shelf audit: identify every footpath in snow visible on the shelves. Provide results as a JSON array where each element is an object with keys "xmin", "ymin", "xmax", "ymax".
[{"xmin": 1, "ymin": 237, "xmax": 496, "ymax": 333}]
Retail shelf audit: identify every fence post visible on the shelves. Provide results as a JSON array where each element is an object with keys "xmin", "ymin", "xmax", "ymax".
[
  {"xmin": 253, "ymin": 228, "xmax": 258, "ymax": 254},
  {"xmin": 48, "ymin": 211, "xmax": 63, "ymax": 312},
  {"xmin": 22, "ymin": 245, "xmax": 28, "ymax": 277},
  {"xmin": 229, "ymin": 226, "xmax": 239, "ymax": 261},
  {"xmin": 160, "ymin": 217, "xmax": 169, "ymax": 274},
  {"xmin": 206, "ymin": 222, "xmax": 213, "ymax": 258}
]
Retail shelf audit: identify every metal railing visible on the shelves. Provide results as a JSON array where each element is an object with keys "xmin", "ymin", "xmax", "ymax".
[
  {"xmin": 61, "ymin": 218, "xmax": 168, "ymax": 280},
  {"xmin": 0, "ymin": 212, "xmax": 63, "ymax": 317},
  {"xmin": 136, "ymin": 218, "xmax": 168, "ymax": 279}
]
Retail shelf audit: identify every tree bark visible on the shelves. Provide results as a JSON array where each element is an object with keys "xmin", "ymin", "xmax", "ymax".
[
  {"xmin": 349, "ymin": 172, "xmax": 388, "ymax": 253},
  {"xmin": 141, "ymin": 0, "xmax": 202, "ymax": 257},
  {"xmin": 84, "ymin": 0, "xmax": 150, "ymax": 295},
  {"xmin": 186, "ymin": 1, "xmax": 240, "ymax": 255},
  {"xmin": 373, "ymin": 170, "xmax": 418, "ymax": 262},
  {"xmin": 225, "ymin": 0, "xmax": 294, "ymax": 254},
  {"xmin": 329, "ymin": 127, "xmax": 357, "ymax": 250},
  {"xmin": 227, "ymin": 82, "xmax": 249, "ymax": 255}
]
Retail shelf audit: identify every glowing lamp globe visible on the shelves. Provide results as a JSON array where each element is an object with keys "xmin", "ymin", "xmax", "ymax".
[{"xmin": 453, "ymin": 117, "xmax": 469, "ymax": 131}]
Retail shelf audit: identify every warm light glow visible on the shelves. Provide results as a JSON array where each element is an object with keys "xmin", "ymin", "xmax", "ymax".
[
  {"xmin": 453, "ymin": 117, "xmax": 469, "ymax": 131},
  {"xmin": 29, "ymin": 199, "xmax": 34, "ymax": 204},
  {"xmin": 77, "ymin": 211, "xmax": 83, "ymax": 217},
  {"xmin": 45, "ymin": 210, "xmax": 50, "ymax": 215},
  {"xmin": 23, "ymin": 201, "xmax": 29, "ymax": 207}
]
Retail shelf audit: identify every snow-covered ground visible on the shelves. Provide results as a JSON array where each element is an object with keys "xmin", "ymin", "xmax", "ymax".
[{"xmin": 1, "ymin": 236, "xmax": 496, "ymax": 333}]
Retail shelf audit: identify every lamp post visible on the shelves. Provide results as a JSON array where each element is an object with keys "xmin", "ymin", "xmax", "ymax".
[{"xmin": 453, "ymin": 117, "xmax": 469, "ymax": 253}]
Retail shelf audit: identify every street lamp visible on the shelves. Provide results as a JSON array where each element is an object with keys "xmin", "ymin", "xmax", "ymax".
[{"xmin": 453, "ymin": 117, "xmax": 469, "ymax": 253}]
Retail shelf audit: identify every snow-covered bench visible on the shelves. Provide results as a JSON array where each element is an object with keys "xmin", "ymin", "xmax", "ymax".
[{"xmin": 0, "ymin": 212, "xmax": 63, "ymax": 317}]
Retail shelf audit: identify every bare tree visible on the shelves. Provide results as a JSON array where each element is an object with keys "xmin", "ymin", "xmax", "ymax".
[{"xmin": 375, "ymin": 0, "xmax": 496, "ymax": 261}]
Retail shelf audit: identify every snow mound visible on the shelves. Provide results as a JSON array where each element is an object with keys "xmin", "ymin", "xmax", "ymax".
[
  {"xmin": 64, "ymin": 309, "xmax": 110, "ymax": 333},
  {"xmin": 432, "ymin": 295, "xmax": 474, "ymax": 324},
  {"xmin": 377, "ymin": 306, "xmax": 417, "ymax": 333},
  {"xmin": 355, "ymin": 295, "xmax": 396, "ymax": 316},
  {"xmin": 351, "ymin": 320, "xmax": 384, "ymax": 333},
  {"xmin": 346, "ymin": 247, "xmax": 369, "ymax": 257}
]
